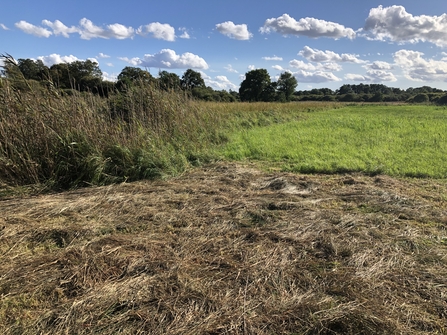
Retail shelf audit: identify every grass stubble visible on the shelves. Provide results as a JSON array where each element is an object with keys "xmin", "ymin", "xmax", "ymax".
[{"xmin": 1, "ymin": 163, "xmax": 446, "ymax": 334}]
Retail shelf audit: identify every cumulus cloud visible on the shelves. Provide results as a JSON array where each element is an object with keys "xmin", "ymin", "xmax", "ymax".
[
  {"xmin": 365, "ymin": 61, "xmax": 393, "ymax": 70},
  {"xmin": 272, "ymin": 65, "xmax": 285, "ymax": 71},
  {"xmin": 178, "ymin": 27, "xmax": 190, "ymax": 39},
  {"xmin": 298, "ymin": 46, "xmax": 364, "ymax": 63},
  {"xmin": 293, "ymin": 70, "xmax": 342, "ymax": 83},
  {"xmin": 248, "ymin": 65, "xmax": 256, "ymax": 70},
  {"xmin": 98, "ymin": 53, "xmax": 111, "ymax": 58},
  {"xmin": 206, "ymin": 75, "xmax": 238, "ymax": 91},
  {"xmin": 345, "ymin": 70, "xmax": 397, "ymax": 83},
  {"xmin": 394, "ymin": 49, "xmax": 447, "ymax": 82},
  {"xmin": 137, "ymin": 22, "xmax": 175, "ymax": 41},
  {"xmin": 102, "ymin": 71, "xmax": 118, "ymax": 82},
  {"xmin": 224, "ymin": 64, "xmax": 238, "ymax": 73},
  {"xmin": 362, "ymin": 5, "xmax": 447, "ymax": 47},
  {"xmin": 216, "ymin": 21, "xmax": 252, "ymax": 40},
  {"xmin": 260, "ymin": 14, "xmax": 356, "ymax": 39},
  {"xmin": 79, "ymin": 18, "xmax": 134, "ymax": 40},
  {"xmin": 345, "ymin": 73, "xmax": 367, "ymax": 81},
  {"xmin": 37, "ymin": 54, "xmax": 81, "ymax": 66},
  {"xmin": 289, "ymin": 59, "xmax": 342, "ymax": 72},
  {"xmin": 121, "ymin": 49, "xmax": 208, "ymax": 70},
  {"xmin": 42, "ymin": 19, "xmax": 78, "ymax": 37},
  {"xmin": 15, "ymin": 20, "xmax": 52, "ymax": 37},
  {"xmin": 262, "ymin": 55, "xmax": 283, "ymax": 61},
  {"xmin": 0, "ymin": 23, "xmax": 9, "ymax": 30},
  {"xmin": 365, "ymin": 69, "xmax": 397, "ymax": 82},
  {"xmin": 118, "ymin": 57, "xmax": 142, "ymax": 66}
]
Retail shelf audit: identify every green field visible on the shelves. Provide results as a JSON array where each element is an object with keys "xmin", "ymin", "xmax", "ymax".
[{"xmin": 220, "ymin": 105, "xmax": 447, "ymax": 178}]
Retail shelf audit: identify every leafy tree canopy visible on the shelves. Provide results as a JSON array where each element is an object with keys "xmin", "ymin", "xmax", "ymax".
[{"xmin": 181, "ymin": 69, "xmax": 205, "ymax": 90}]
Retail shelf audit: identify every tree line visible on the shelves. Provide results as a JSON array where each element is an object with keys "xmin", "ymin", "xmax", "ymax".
[{"xmin": 2, "ymin": 55, "xmax": 447, "ymax": 104}]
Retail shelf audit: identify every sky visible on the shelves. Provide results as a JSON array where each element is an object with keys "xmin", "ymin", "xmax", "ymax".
[{"xmin": 1, "ymin": 0, "xmax": 447, "ymax": 92}]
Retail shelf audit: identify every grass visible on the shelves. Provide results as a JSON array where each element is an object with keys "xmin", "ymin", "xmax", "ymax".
[
  {"xmin": 0, "ymin": 72, "xmax": 336, "ymax": 191},
  {"xmin": 219, "ymin": 105, "xmax": 447, "ymax": 178},
  {"xmin": 2, "ymin": 73, "xmax": 447, "ymax": 333},
  {"xmin": 1, "ymin": 163, "xmax": 446, "ymax": 334}
]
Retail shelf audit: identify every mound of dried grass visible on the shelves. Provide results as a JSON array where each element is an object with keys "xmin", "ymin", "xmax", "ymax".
[{"xmin": 1, "ymin": 163, "xmax": 446, "ymax": 334}]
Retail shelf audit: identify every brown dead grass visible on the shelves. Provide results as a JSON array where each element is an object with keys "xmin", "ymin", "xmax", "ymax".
[{"xmin": 1, "ymin": 162, "xmax": 447, "ymax": 334}]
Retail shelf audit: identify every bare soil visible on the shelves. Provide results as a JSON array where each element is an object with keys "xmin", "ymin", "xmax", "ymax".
[{"xmin": 1, "ymin": 162, "xmax": 447, "ymax": 334}]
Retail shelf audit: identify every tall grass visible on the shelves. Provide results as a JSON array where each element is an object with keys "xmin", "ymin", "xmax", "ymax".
[
  {"xmin": 0, "ymin": 68, "xmax": 338, "ymax": 191},
  {"xmin": 0, "ymin": 77, "xmax": 220, "ymax": 189},
  {"xmin": 220, "ymin": 105, "xmax": 447, "ymax": 178}
]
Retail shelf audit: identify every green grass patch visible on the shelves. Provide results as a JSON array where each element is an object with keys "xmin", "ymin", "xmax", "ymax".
[{"xmin": 219, "ymin": 105, "xmax": 447, "ymax": 178}]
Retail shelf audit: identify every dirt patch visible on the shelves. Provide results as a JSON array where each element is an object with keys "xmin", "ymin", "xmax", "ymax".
[{"xmin": 1, "ymin": 162, "xmax": 447, "ymax": 334}]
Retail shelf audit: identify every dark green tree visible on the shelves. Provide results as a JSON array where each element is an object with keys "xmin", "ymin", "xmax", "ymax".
[
  {"xmin": 116, "ymin": 66, "xmax": 153, "ymax": 91},
  {"xmin": 17, "ymin": 59, "xmax": 49, "ymax": 81},
  {"xmin": 239, "ymin": 69, "xmax": 272, "ymax": 102},
  {"xmin": 158, "ymin": 70, "xmax": 181, "ymax": 91},
  {"xmin": 181, "ymin": 69, "xmax": 205, "ymax": 89},
  {"xmin": 117, "ymin": 66, "xmax": 153, "ymax": 83},
  {"xmin": 49, "ymin": 60, "xmax": 102, "ymax": 91},
  {"xmin": 276, "ymin": 72, "xmax": 298, "ymax": 101}
]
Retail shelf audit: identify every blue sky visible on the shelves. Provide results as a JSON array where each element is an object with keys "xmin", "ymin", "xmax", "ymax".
[{"xmin": 1, "ymin": 0, "xmax": 447, "ymax": 91}]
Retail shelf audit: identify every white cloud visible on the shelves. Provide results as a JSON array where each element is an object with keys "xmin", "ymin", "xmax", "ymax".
[
  {"xmin": 37, "ymin": 54, "xmax": 81, "ymax": 66},
  {"xmin": 260, "ymin": 14, "xmax": 356, "ymax": 39},
  {"xmin": 178, "ymin": 27, "xmax": 190, "ymax": 39},
  {"xmin": 345, "ymin": 74, "xmax": 367, "ymax": 81},
  {"xmin": 118, "ymin": 57, "xmax": 142, "ymax": 66},
  {"xmin": 345, "ymin": 70, "xmax": 397, "ymax": 83},
  {"xmin": 394, "ymin": 49, "xmax": 447, "ymax": 82},
  {"xmin": 248, "ymin": 65, "xmax": 256, "ymax": 70},
  {"xmin": 365, "ymin": 69, "xmax": 397, "ymax": 82},
  {"xmin": 206, "ymin": 75, "xmax": 238, "ymax": 91},
  {"xmin": 289, "ymin": 59, "xmax": 342, "ymax": 72},
  {"xmin": 293, "ymin": 70, "xmax": 342, "ymax": 83},
  {"xmin": 365, "ymin": 61, "xmax": 393, "ymax": 70},
  {"xmin": 224, "ymin": 64, "xmax": 238, "ymax": 73},
  {"xmin": 98, "ymin": 53, "xmax": 111, "ymax": 58},
  {"xmin": 216, "ymin": 21, "xmax": 252, "ymax": 40},
  {"xmin": 298, "ymin": 46, "xmax": 364, "ymax": 63},
  {"xmin": 102, "ymin": 71, "xmax": 118, "ymax": 82},
  {"xmin": 121, "ymin": 49, "xmax": 208, "ymax": 70},
  {"xmin": 15, "ymin": 20, "xmax": 52, "ymax": 37},
  {"xmin": 106, "ymin": 63, "xmax": 114, "ymax": 67},
  {"xmin": 262, "ymin": 55, "xmax": 283, "ymax": 61},
  {"xmin": 0, "ymin": 23, "xmax": 9, "ymax": 30},
  {"xmin": 362, "ymin": 5, "xmax": 447, "ymax": 47},
  {"xmin": 272, "ymin": 65, "xmax": 285, "ymax": 71},
  {"xmin": 78, "ymin": 18, "xmax": 134, "ymax": 40},
  {"xmin": 42, "ymin": 19, "xmax": 78, "ymax": 37},
  {"xmin": 137, "ymin": 22, "xmax": 175, "ymax": 41}
]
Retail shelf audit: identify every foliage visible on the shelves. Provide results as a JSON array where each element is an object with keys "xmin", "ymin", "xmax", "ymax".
[
  {"xmin": 276, "ymin": 71, "xmax": 298, "ymax": 101},
  {"xmin": 158, "ymin": 70, "xmax": 181, "ymax": 91},
  {"xmin": 239, "ymin": 69, "xmax": 273, "ymax": 102},
  {"xmin": 181, "ymin": 69, "xmax": 205, "ymax": 89}
]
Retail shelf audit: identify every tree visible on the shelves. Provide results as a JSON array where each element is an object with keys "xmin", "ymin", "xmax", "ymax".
[
  {"xmin": 276, "ymin": 72, "xmax": 298, "ymax": 101},
  {"xmin": 181, "ymin": 69, "xmax": 205, "ymax": 90},
  {"xmin": 116, "ymin": 66, "xmax": 154, "ymax": 91},
  {"xmin": 17, "ymin": 59, "xmax": 49, "ymax": 81},
  {"xmin": 158, "ymin": 70, "xmax": 181, "ymax": 91},
  {"xmin": 239, "ymin": 69, "xmax": 272, "ymax": 102},
  {"xmin": 49, "ymin": 60, "xmax": 103, "ymax": 91},
  {"xmin": 117, "ymin": 66, "xmax": 153, "ymax": 83}
]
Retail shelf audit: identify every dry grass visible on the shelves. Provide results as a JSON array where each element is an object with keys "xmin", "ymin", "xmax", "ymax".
[{"xmin": 1, "ymin": 162, "xmax": 447, "ymax": 334}]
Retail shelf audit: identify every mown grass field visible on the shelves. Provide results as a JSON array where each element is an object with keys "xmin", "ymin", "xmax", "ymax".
[
  {"xmin": 220, "ymin": 105, "xmax": 447, "ymax": 178},
  {"xmin": 1, "ymin": 82, "xmax": 447, "ymax": 334}
]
